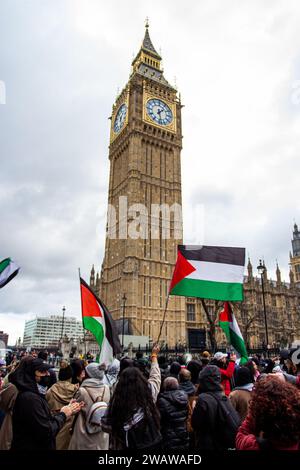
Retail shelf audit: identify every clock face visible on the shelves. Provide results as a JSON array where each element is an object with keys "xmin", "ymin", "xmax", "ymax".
[
  {"xmin": 113, "ymin": 103, "xmax": 127, "ymax": 133},
  {"xmin": 146, "ymin": 98, "xmax": 173, "ymax": 126}
]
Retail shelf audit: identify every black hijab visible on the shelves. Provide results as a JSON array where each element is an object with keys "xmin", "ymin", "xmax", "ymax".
[{"xmin": 9, "ymin": 357, "xmax": 50, "ymax": 394}]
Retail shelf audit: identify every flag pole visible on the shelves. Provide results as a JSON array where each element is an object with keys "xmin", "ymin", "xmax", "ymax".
[
  {"xmin": 78, "ymin": 268, "xmax": 87, "ymax": 358},
  {"xmin": 157, "ymin": 292, "xmax": 170, "ymax": 344}
]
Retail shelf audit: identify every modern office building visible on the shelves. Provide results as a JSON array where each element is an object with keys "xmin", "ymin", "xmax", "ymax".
[{"xmin": 23, "ymin": 315, "xmax": 84, "ymax": 349}]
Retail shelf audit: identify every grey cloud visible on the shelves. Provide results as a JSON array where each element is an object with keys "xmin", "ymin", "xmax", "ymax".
[{"xmin": 189, "ymin": 186, "xmax": 234, "ymax": 208}]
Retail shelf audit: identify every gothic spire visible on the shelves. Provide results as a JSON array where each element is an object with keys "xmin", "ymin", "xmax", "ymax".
[
  {"xmin": 130, "ymin": 21, "xmax": 175, "ymax": 90},
  {"xmin": 90, "ymin": 264, "xmax": 95, "ymax": 287},
  {"xmin": 276, "ymin": 261, "xmax": 281, "ymax": 284},
  {"xmin": 96, "ymin": 271, "xmax": 100, "ymax": 292},
  {"xmin": 141, "ymin": 20, "xmax": 161, "ymax": 59},
  {"xmin": 292, "ymin": 221, "xmax": 300, "ymax": 256},
  {"xmin": 132, "ymin": 21, "xmax": 162, "ymax": 72},
  {"xmin": 262, "ymin": 260, "xmax": 268, "ymax": 283},
  {"xmin": 247, "ymin": 257, "xmax": 253, "ymax": 278}
]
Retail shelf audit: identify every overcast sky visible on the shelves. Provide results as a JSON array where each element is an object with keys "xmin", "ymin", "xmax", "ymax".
[{"xmin": 1, "ymin": 0, "xmax": 300, "ymax": 345}]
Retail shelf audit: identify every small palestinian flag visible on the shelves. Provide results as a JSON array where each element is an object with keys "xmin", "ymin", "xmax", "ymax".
[
  {"xmin": 0, "ymin": 258, "xmax": 20, "ymax": 289},
  {"xmin": 219, "ymin": 302, "xmax": 248, "ymax": 364},
  {"xmin": 80, "ymin": 278, "xmax": 121, "ymax": 364},
  {"xmin": 169, "ymin": 245, "xmax": 245, "ymax": 301}
]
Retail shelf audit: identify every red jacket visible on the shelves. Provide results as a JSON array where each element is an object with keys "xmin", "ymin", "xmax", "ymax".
[
  {"xmin": 220, "ymin": 360, "xmax": 235, "ymax": 396},
  {"xmin": 236, "ymin": 415, "xmax": 299, "ymax": 450}
]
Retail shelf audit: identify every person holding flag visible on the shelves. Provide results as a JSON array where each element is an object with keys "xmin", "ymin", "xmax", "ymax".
[{"xmin": 210, "ymin": 351, "xmax": 237, "ymax": 397}]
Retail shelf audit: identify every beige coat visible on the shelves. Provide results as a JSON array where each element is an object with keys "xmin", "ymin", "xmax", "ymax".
[
  {"xmin": 46, "ymin": 380, "xmax": 78, "ymax": 450},
  {"xmin": 68, "ymin": 379, "xmax": 110, "ymax": 450},
  {"xmin": 229, "ymin": 388, "xmax": 252, "ymax": 422},
  {"xmin": 0, "ymin": 383, "xmax": 18, "ymax": 450}
]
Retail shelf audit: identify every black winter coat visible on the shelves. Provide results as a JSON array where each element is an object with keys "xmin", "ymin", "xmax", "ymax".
[
  {"xmin": 191, "ymin": 364, "xmax": 241, "ymax": 451},
  {"xmin": 191, "ymin": 391, "xmax": 240, "ymax": 450},
  {"xmin": 11, "ymin": 389, "xmax": 66, "ymax": 450},
  {"xmin": 157, "ymin": 389, "xmax": 189, "ymax": 451}
]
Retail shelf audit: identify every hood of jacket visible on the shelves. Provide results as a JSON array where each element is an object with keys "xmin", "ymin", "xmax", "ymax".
[
  {"xmin": 81, "ymin": 377, "xmax": 106, "ymax": 389},
  {"xmin": 8, "ymin": 360, "xmax": 39, "ymax": 394},
  {"xmin": 198, "ymin": 365, "xmax": 223, "ymax": 393},
  {"xmin": 159, "ymin": 389, "xmax": 188, "ymax": 407},
  {"xmin": 46, "ymin": 380, "xmax": 77, "ymax": 406},
  {"xmin": 103, "ymin": 358, "xmax": 120, "ymax": 387},
  {"xmin": 179, "ymin": 380, "xmax": 196, "ymax": 396}
]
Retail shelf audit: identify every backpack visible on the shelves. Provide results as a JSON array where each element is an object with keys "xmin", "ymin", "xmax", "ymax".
[
  {"xmin": 123, "ymin": 411, "xmax": 162, "ymax": 450},
  {"xmin": 85, "ymin": 385, "xmax": 108, "ymax": 435},
  {"xmin": 206, "ymin": 393, "xmax": 241, "ymax": 449}
]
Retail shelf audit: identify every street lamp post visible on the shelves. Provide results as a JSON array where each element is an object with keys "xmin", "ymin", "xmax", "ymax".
[
  {"xmin": 60, "ymin": 306, "xmax": 66, "ymax": 343},
  {"xmin": 57, "ymin": 306, "xmax": 66, "ymax": 359},
  {"xmin": 121, "ymin": 293, "xmax": 127, "ymax": 350},
  {"xmin": 257, "ymin": 260, "xmax": 269, "ymax": 356}
]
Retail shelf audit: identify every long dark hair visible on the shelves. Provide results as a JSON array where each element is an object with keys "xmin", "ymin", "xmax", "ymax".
[
  {"xmin": 70, "ymin": 359, "xmax": 85, "ymax": 384},
  {"xmin": 107, "ymin": 367, "xmax": 160, "ymax": 438}
]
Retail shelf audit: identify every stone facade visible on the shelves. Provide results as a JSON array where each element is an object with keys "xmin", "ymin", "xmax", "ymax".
[{"xmin": 92, "ymin": 25, "xmax": 186, "ymax": 347}]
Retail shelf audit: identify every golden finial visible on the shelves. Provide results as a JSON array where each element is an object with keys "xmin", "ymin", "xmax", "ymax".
[{"xmin": 145, "ymin": 17, "xmax": 149, "ymax": 29}]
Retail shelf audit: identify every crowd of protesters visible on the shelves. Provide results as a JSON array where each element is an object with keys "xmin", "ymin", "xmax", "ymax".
[{"xmin": 1, "ymin": 346, "xmax": 300, "ymax": 451}]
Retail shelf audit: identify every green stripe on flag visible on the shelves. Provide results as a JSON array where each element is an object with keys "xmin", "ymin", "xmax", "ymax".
[
  {"xmin": 83, "ymin": 316, "xmax": 104, "ymax": 349},
  {"xmin": 219, "ymin": 320, "xmax": 248, "ymax": 364},
  {"xmin": 170, "ymin": 278, "xmax": 243, "ymax": 301},
  {"xmin": 0, "ymin": 258, "xmax": 11, "ymax": 273}
]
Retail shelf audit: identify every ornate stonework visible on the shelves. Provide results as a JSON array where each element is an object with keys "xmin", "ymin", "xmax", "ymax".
[
  {"xmin": 92, "ymin": 25, "xmax": 186, "ymax": 347},
  {"xmin": 290, "ymin": 223, "xmax": 300, "ymax": 288}
]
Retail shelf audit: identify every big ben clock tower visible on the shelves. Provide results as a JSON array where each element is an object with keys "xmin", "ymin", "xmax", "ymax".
[{"xmin": 94, "ymin": 22, "xmax": 186, "ymax": 347}]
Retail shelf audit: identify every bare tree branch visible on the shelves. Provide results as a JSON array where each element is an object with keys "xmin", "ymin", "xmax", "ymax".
[{"xmin": 201, "ymin": 298, "xmax": 222, "ymax": 353}]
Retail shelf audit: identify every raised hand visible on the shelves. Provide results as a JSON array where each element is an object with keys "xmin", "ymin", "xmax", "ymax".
[{"xmin": 151, "ymin": 343, "xmax": 160, "ymax": 355}]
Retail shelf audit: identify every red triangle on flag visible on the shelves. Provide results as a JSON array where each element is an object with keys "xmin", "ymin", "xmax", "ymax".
[
  {"xmin": 81, "ymin": 283, "xmax": 103, "ymax": 318},
  {"xmin": 219, "ymin": 301, "xmax": 233, "ymax": 322},
  {"xmin": 169, "ymin": 250, "xmax": 196, "ymax": 292}
]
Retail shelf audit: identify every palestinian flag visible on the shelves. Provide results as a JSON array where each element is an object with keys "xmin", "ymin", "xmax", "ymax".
[
  {"xmin": 0, "ymin": 258, "xmax": 20, "ymax": 289},
  {"xmin": 219, "ymin": 302, "xmax": 248, "ymax": 364},
  {"xmin": 80, "ymin": 278, "xmax": 121, "ymax": 364},
  {"xmin": 169, "ymin": 245, "xmax": 245, "ymax": 301}
]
